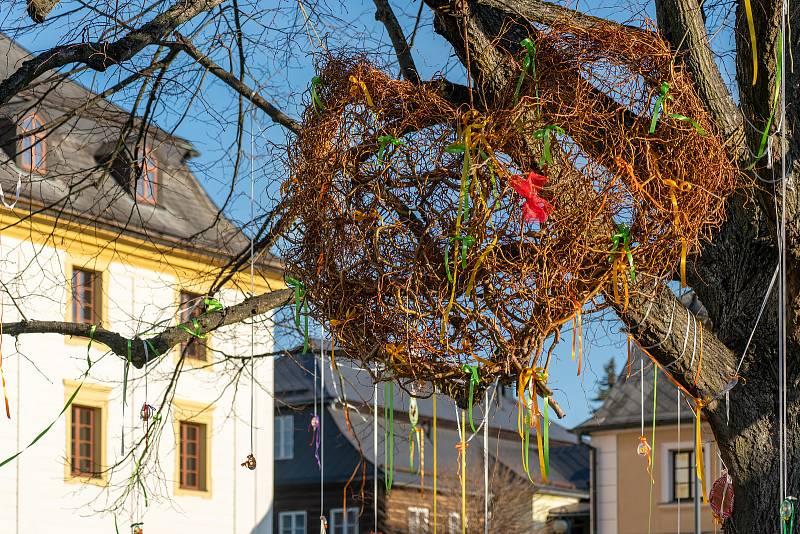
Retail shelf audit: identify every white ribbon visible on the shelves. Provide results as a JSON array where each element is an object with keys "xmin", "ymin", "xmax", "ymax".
[{"xmin": 0, "ymin": 173, "xmax": 22, "ymax": 209}]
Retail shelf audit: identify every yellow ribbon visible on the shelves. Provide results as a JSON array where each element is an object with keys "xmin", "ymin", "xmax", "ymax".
[
  {"xmin": 744, "ymin": 0, "xmax": 758, "ymax": 85},
  {"xmin": 695, "ymin": 398, "xmax": 708, "ymax": 504},
  {"xmin": 663, "ymin": 178, "xmax": 692, "ymax": 287},
  {"xmin": 457, "ymin": 411, "xmax": 467, "ymax": 534},
  {"xmin": 384, "ymin": 343, "xmax": 408, "ymax": 365},
  {"xmin": 348, "ymin": 75, "xmax": 374, "ymax": 107}
]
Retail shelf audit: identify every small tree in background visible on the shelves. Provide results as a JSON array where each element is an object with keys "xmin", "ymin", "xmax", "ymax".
[{"xmin": 591, "ymin": 358, "xmax": 617, "ymax": 413}]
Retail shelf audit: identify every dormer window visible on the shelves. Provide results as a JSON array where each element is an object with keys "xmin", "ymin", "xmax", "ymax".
[
  {"xmin": 18, "ymin": 112, "xmax": 46, "ymax": 173},
  {"xmin": 135, "ymin": 152, "xmax": 158, "ymax": 204}
]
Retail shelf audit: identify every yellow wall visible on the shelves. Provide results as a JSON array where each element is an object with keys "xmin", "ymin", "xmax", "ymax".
[
  {"xmin": 615, "ymin": 425, "xmax": 721, "ymax": 534},
  {"xmin": 0, "ymin": 209, "xmax": 283, "ymax": 293}
]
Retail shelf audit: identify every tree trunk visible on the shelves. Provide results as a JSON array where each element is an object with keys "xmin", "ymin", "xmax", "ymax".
[{"xmin": 423, "ymin": 0, "xmax": 799, "ymax": 531}]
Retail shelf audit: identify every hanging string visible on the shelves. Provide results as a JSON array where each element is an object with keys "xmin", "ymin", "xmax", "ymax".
[
  {"xmin": 677, "ymin": 389, "xmax": 681, "ymax": 531},
  {"xmin": 246, "ymin": 103, "xmax": 257, "ymax": 470},
  {"xmin": 647, "ymin": 365, "xmax": 658, "ymax": 534},
  {"xmin": 433, "ymin": 390, "xmax": 438, "ymax": 534},
  {"xmin": 372, "ymin": 377, "xmax": 378, "ymax": 533},
  {"xmin": 320, "ymin": 337, "xmax": 326, "ymax": 529},
  {"xmin": 0, "ymin": 257, "xmax": 11, "ymax": 419},
  {"xmin": 778, "ymin": 0, "xmax": 789, "ymax": 507},
  {"xmin": 483, "ymin": 387, "xmax": 490, "ymax": 534}
]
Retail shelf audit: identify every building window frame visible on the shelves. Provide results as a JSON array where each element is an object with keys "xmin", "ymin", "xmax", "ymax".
[
  {"xmin": 70, "ymin": 267, "xmax": 102, "ymax": 325},
  {"xmin": 135, "ymin": 150, "xmax": 158, "ymax": 204},
  {"xmin": 447, "ymin": 512, "xmax": 461, "ymax": 534},
  {"xmin": 63, "ymin": 380, "xmax": 110, "ymax": 485},
  {"xmin": 274, "ymin": 414, "xmax": 294, "ymax": 460},
  {"xmin": 179, "ymin": 291, "xmax": 207, "ymax": 361},
  {"xmin": 172, "ymin": 398, "xmax": 214, "ymax": 498},
  {"xmin": 659, "ymin": 439, "xmax": 713, "ymax": 504},
  {"xmin": 407, "ymin": 506, "xmax": 430, "ymax": 534},
  {"xmin": 18, "ymin": 112, "xmax": 46, "ymax": 173},
  {"xmin": 671, "ymin": 449, "xmax": 695, "ymax": 502},
  {"xmin": 329, "ymin": 507, "xmax": 358, "ymax": 534},
  {"xmin": 278, "ymin": 511, "xmax": 307, "ymax": 534}
]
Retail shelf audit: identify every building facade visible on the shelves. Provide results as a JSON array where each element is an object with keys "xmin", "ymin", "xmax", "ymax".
[
  {"xmin": 274, "ymin": 342, "xmax": 590, "ymax": 534},
  {"xmin": 0, "ymin": 34, "xmax": 280, "ymax": 533},
  {"xmin": 575, "ymin": 345, "xmax": 722, "ymax": 534}
]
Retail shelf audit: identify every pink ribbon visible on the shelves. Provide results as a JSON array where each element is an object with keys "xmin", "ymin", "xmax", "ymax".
[
  {"xmin": 510, "ymin": 171, "xmax": 553, "ymax": 224},
  {"xmin": 310, "ymin": 415, "xmax": 321, "ymax": 469}
]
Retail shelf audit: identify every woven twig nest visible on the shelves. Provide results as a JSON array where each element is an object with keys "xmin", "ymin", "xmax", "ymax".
[{"xmin": 283, "ymin": 21, "xmax": 737, "ymax": 391}]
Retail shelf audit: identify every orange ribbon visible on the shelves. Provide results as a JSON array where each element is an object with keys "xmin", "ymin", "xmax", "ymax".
[{"xmin": 637, "ymin": 435, "xmax": 653, "ymax": 481}]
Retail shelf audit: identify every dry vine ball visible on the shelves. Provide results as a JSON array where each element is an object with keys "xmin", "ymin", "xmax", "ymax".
[{"xmin": 283, "ymin": 26, "xmax": 737, "ymax": 390}]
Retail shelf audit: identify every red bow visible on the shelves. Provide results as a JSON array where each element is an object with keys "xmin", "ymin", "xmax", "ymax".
[{"xmin": 511, "ymin": 171, "xmax": 553, "ymax": 224}]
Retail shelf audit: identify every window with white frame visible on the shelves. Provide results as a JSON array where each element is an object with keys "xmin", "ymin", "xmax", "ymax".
[
  {"xmin": 274, "ymin": 415, "xmax": 294, "ymax": 460},
  {"xmin": 448, "ymin": 512, "xmax": 461, "ymax": 534},
  {"xmin": 407, "ymin": 507, "xmax": 430, "ymax": 534},
  {"xmin": 671, "ymin": 449, "xmax": 695, "ymax": 501},
  {"xmin": 279, "ymin": 511, "xmax": 306, "ymax": 534},
  {"xmin": 329, "ymin": 507, "xmax": 358, "ymax": 534}
]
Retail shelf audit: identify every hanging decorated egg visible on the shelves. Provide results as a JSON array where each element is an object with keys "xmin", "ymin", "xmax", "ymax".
[
  {"xmin": 636, "ymin": 436, "xmax": 651, "ymax": 457},
  {"xmin": 709, "ymin": 470, "xmax": 734, "ymax": 523}
]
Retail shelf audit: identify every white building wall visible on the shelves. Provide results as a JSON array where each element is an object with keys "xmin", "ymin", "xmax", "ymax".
[
  {"xmin": 592, "ymin": 432, "xmax": 618, "ymax": 534},
  {"xmin": 0, "ymin": 233, "xmax": 274, "ymax": 533}
]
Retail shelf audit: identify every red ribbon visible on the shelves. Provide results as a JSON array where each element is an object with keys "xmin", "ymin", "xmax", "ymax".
[{"xmin": 510, "ymin": 171, "xmax": 553, "ymax": 224}]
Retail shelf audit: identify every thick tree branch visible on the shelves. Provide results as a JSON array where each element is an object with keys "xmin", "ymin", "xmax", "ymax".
[
  {"xmin": 171, "ymin": 35, "xmax": 302, "ymax": 135},
  {"xmin": 373, "ymin": 0, "xmax": 421, "ymax": 84},
  {"xmin": 655, "ymin": 0, "xmax": 744, "ymax": 151},
  {"xmin": 0, "ymin": 0, "xmax": 226, "ymax": 106},
  {"xmin": 1, "ymin": 288, "xmax": 293, "ymax": 368},
  {"xmin": 613, "ymin": 281, "xmax": 738, "ymax": 406}
]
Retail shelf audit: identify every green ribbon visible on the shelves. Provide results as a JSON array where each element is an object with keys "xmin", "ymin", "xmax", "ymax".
[
  {"xmin": 376, "ymin": 135, "xmax": 406, "ymax": 164},
  {"xmin": 447, "ymin": 141, "xmax": 473, "ymax": 223},
  {"xmin": 178, "ymin": 317, "xmax": 206, "ymax": 340},
  {"xmin": 609, "ymin": 223, "xmax": 636, "ymax": 281},
  {"xmin": 533, "ymin": 125, "xmax": 565, "ymax": 166},
  {"xmin": 444, "ymin": 235, "xmax": 477, "ymax": 283},
  {"xmin": 542, "ymin": 394, "xmax": 550, "ymax": 480},
  {"xmin": 462, "ymin": 364, "xmax": 480, "ymax": 432},
  {"xmin": 522, "ymin": 411, "xmax": 533, "ymax": 483},
  {"xmin": 310, "ymin": 75, "xmax": 325, "ymax": 113},
  {"xmin": 0, "ymin": 325, "xmax": 97, "ymax": 469},
  {"xmin": 203, "ymin": 297, "xmax": 223, "ymax": 313},
  {"xmin": 384, "ymin": 383, "xmax": 395, "ymax": 493},
  {"xmin": 749, "ymin": 32, "xmax": 783, "ymax": 169},
  {"xmin": 514, "ymin": 38, "xmax": 537, "ymax": 104},
  {"xmin": 649, "ymin": 82, "xmax": 673, "ymax": 134},
  {"xmin": 667, "ymin": 114, "xmax": 707, "ymax": 136},
  {"xmin": 782, "ymin": 498, "xmax": 795, "ymax": 534},
  {"xmin": 286, "ymin": 277, "xmax": 309, "ymax": 352}
]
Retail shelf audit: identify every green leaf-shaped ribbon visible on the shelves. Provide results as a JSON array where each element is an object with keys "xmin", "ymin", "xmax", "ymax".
[
  {"xmin": 749, "ymin": 32, "xmax": 783, "ymax": 169},
  {"xmin": 649, "ymin": 82, "xmax": 673, "ymax": 134},
  {"xmin": 533, "ymin": 125, "xmax": 565, "ymax": 166},
  {"xmin": 542, "ymin": 393, "xmax": 550, "ymax": 480},
  {"xmin": 462, "ymin": 364, "xmax": 480, "ymax": 432},
  {"xmin": 609, "ymin": 223, "xmax": 636, "ymax": 281},
  {"xmin": 203, "ymin": 297, "xmax": 223, "ymax": 313},
  {"xmin": 667, "ymin": 114, "xmax": 707, "ymax": 136},
  {"xmin": 514, "ymin": 38, "xmax": 537, "ymax": 104},
  {"xmin": 285, "ymin": 277, "xmax": 309, "ymax": 352},
  {"xmin": 445, "ymin": 142, "xmax": 466, "ymax": 154},
  {"xmin": 444, "ymin": 235, "xmax": 477, "ymax": 283},
  {"xmin": 310, "ymin": 75, "xmax": 325, "ymax": 113},
  {"xmin": 376, "ymin": 135, "xmax": 406, "ymax": 164}
]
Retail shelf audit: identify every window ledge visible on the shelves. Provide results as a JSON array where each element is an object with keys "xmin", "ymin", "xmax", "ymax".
[
  {"xmin": 174, "ymin": 486, "xmax": 213, "ymax": 499},
  {"xmin": 64, "ymin": 473, "xmax": 108, "ymax": 487},
  {"xmin": 658, "ymin": 501, "xmax": 708, "ymax": 508}
]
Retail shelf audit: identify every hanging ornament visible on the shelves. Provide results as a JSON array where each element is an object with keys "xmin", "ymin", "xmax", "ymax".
[
  {"xmin": 782, "ymin": 498, "xmax": 796, "ymax": 534},
  {"xmin": 320, "ymin": 515, "xmax": 329, "ymax": 534},
  {"xmin": 637, "ymin": 435, "xmax": 653, "ymax": 480},
  {"xmin": 131, "ymin": 523, "xmax": 143, "ymax": 534},
  {"xmin": 139, "ymin": 403, "xmax": 158, "ymax": 447},
  {"xmin": 241, "ymin": 454, "xmax": 257, "ymax": 470},
  {"xmin": 310, "ymin": 415, "xmax": 321, "ymax": 469},
  {"xmin": 709, "ymin": 470, "xmax": 733, "ymax": 524},
  {"xmin": 510, "ymin": 171, "xmax": 553, "ymax": 225}
]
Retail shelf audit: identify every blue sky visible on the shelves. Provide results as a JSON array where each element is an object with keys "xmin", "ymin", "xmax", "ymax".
[{"xmin": 3, "ymin": 0, "xmax": 737, "ymax": 428}]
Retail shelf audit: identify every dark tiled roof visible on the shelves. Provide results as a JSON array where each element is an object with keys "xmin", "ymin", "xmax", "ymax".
[
  {"xmin": 572, "ymin": 346, "xmax": 695, "ymax": 434},
  {"xmin": 573, "ymin": 292, "xmax": 709, "ymax": 434},
  {"xmin": 275, "ymin": 344, "xmax": 590, "ymax": 496},
  {"xmin": 0, "ymin": 34, "xmax": 281, "ymax": 269}
]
